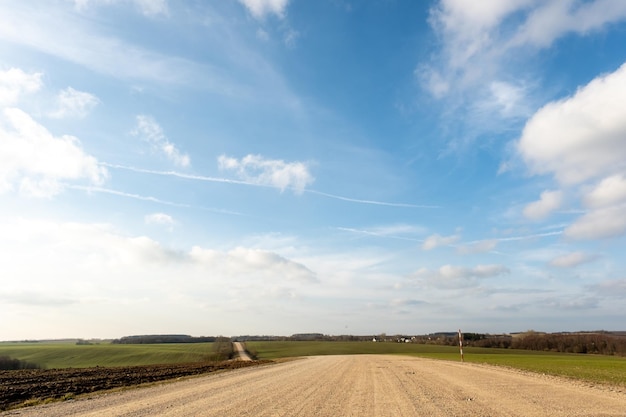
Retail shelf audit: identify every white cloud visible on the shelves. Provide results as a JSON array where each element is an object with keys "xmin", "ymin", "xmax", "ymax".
[
  {"xmin": 510, "ymin": 0, "xmax": 626, "ymax": 48},
  {"xmin": 564, "ymin": 205, "xmax": 626, "ymax": 240},
  {"xmin": 190, "ymin": 246, "xmax": 317, "ymax": 283},
  {"xmin": 133, "ymin": 115, "xmax": 190, "ymax": 168},
  {"xmin": 73, "ymin": 0, "xmax": 169, "ymax": 17},
  {"xmin": 523, "ymin": 190, "xmax": 563, "ymax": 220},
  {"xmin": 0, "ymin": 218, "xmax": 317, "ymax": 308},
  {"xmin": 421, "ymin": 233, "xmax": 460, "ymax": 250},
  {"xmin": 239, "ymin": 0, "xmax": 290, "ymax": 19},
  {"xmin": 457, "ymin": 239, "xmax": 498, "ymax": 255},
  {"xmin": 0, "ymin": 4, "xmax": 214, "ymax": 87},
  {"xmin": 421, "ymin": 0, "xmax": 626, "ymax": 146},
  {"xmin": 0, "ymin": 67, "xmax": 42, "ymax": 106},
  {"xmin": 584, "ymin": 175, "xmax": 626, "ymax": 208},
  {"xmin": 145, "ymin": 212, "xmax": 175, "ymax": 226},
  {"xmin": 410, "ymin": 264, "xmax": 510, "ymax": 289},
  {"xmin": 49, "ymin": 87, "xmax": 99, "ymax": 119},
  {"xmin": 425, "ymin": 0, "xmax": 626, "ymax": 98},
  {"xmin": 218, "ymin": 154, "xmax": 314, "ymax": 194},
  {"xmin": 549, "ymin": 251, "xmax": 597, "ymax": 268},
  {"xmin": 0, "ymin": 108, "xmax": 107, "ymax": 197},
  {"xmin": 517, "ymin": 62, "xmax": 626, "ymax": 185}
]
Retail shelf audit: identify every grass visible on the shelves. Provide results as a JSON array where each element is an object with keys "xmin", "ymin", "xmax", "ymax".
[
  {"xmin": 3, "ymin": 340, "xmax": 625, "ymax": 387},
  {"xmin": 0, "ymin": 342, "xmax": 216, "ymax": 369},
  {"xmin": 247, "ymin": 341, "xmax": 626, "ymax": 387}
]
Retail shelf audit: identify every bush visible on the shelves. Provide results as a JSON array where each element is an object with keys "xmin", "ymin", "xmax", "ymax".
[{"xmin": 0, "ymin": 356, "xmax": 41, "ymax": 370}]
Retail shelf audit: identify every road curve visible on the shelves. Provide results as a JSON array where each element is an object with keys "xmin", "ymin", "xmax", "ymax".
[{"xmin": 3, "ymin": 355, "xmax": 625, "ymax": 416}]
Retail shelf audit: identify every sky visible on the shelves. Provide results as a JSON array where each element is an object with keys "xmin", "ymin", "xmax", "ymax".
[{"xmin": 1, "ymin": 0, "xmax": 626, "ymax": 340}]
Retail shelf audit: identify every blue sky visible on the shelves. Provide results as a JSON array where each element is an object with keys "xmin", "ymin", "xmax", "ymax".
[{"xmin": 1, "ymin": 0, "xmax": 626, "ymax": 340}]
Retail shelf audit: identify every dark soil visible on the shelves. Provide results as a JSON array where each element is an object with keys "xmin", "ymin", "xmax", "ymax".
[{"xmin": 0, "ymin": 360, "xmax": 269, "ymax": 411}]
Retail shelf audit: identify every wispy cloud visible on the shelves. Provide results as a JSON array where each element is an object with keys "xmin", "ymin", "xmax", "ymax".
[
  {"xmin": 421, "ymin": 233, "xmax": 460, "ymax": 250},
  {"xmin": 239, "ymin": 0, "xmax": 290, "ymax": 19},
  {"xmin": 70, "ymin": 185, "xmax": 243, "ymax": 216},
  {"xmin": 133, "ymin": 115, "xmax": 190, "ymax": 168},
  {"xmin": 457, "ymin": 239, "xmax": 498, "ymax": 255},
  {"xmin": 337, "ymin": 227, "xmax": 423, "ymax": 242},
  {"xmin": 49, "ymin": 87, "xmax": 99, "ymax": 119},
  {"xmin": 549, "ymin": 251, "xmax": 598, "ymax": 268},
  {"xmin": 73, "ymin": 0, "xmax": 170, "ymax": 17},
  {"xmin": 420, "ymin": 0, "xmax": 626, "ymax": 147},
  {"xmin": 0, "ymin": 2, "xmax": 244, "ymax": 92},
  {"xmin": 410, "ymin": 264, "xmax": 510, "ymax": 290},
  {"xmin": 104, "ymin": 163, "xmax": 439, "ymax": 208}
]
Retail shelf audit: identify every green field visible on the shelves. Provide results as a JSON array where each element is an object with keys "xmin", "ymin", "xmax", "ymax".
[
  {"xmin": 0, "ymin": 342, "xmax": 216, "ymax": 369},
  {"xmin": 2, "ymin": 340, "xmax": 625, "ymax": 387},
  {"xmin": 246, "ymin": 341, "xmax": 626, "ymax": 387}
]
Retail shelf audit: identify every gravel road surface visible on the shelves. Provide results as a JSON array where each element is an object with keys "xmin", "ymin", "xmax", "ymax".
[{"xmin": 3, "ymin": 355, "xmax": 625, "ymax": 416}]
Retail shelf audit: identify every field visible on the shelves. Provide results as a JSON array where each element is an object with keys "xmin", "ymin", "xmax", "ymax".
[
  {"xmin": 247, "ymin": 341, "xmax": 626, "ymax": 386},
  {"xmin": 0, "ymin": 342, "xmax": 216, "ymax": 369},
  {"xmin": 2, "ymin": 340, "xmax": 626, "ymax": 412}
]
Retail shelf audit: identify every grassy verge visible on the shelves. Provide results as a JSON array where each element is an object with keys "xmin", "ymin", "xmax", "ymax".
[
  {"xmin": 0, "ymin": 342, "xmax": 216, "ymax": 369},
  {"xmin": 247, "ymin": 341, "xmax": 626, "ymax": 387}
]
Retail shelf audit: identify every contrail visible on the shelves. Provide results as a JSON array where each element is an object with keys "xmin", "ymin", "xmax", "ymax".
[
  {"xmin": 102, "ymin": 163, "xmax": 439, "ymax": 208},
  {"xmin": 466, "ymin": 231, "xmax": 563, "ymax": 244},
  {"xmin": 69, "ymin": 185, "xmax": 244, "ymax": 216},
  {"xmin": 306, "ymin": 190, "xmax": 439, "ymax": 208},
  {"xmin": 100, "ymin": 163, "xmax": 263, "ymax": 187},
  {"xmin": 337, "ymin": 227, "xmax": 424, "ymax": 242}
]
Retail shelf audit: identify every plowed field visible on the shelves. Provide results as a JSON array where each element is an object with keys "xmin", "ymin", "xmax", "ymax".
[{"xmin": 0, "ymin": 360, "xmax": 266, "ymax": 411}]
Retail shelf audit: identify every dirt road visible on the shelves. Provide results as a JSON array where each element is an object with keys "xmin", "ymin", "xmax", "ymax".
[
  {"xmin": 4, "ymin": 355, "xmax": 625, "ymax": 416},
  {"xmin": 232, "ymin": 342, "xmax": 252, "ymax": 361}
]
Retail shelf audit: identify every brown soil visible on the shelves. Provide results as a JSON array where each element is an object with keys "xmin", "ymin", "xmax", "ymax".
[{"xmin": 0, "ymin": 360, "xmax": 267, "ymax": 411}]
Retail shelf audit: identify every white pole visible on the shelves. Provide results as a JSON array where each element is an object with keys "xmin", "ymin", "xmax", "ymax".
[{"xmin": 458, "ymin": 329, "xmax": 464, "ymax": 362}]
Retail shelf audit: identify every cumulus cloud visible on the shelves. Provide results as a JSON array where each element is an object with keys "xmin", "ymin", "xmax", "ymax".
[
  {"xmin": 133, "ymin": 115, "xmax": 190, "ymax": 168},
  {"xmin": 0, "ymin": 107, "xmax": 107, "ymax": 197},
  {"xmin": 421, "ymin": 233, "xmax": 460, "ymax": 250},
  {"xmin": 549, "ymin": 251, "xmax": 598, "ymax": 268},
  {"xmin": 239, "ymin": 0, "xmax": 290, "ymax": 19},
  {"xmin": 218, "ymin": 154, "xmax": 314, "ymax": 194},
  {"xmin": 564, "ymin": 205, "xmax": 626, "ymax": 240},
  {"xmin": 515, "ymin": 62, "xmax": 626, "ymax": 240},
  {"xmin": 584, "ymin": 175, "xmax": 626, "ymax": 208},
  {"xmin": 0, "ymin": 67, "xmax": 42, "ymax": 105},
  {"xmin": 49, "ymin": 87, "xmax": 99, "ymax": 119},
  {"xmin": 410, "ymin": 264, "xmax": 510, "ymax": 289},
  {"xmin": 518, "ymin": 62, "xmax": 626, "ymax": 185},
  {"xmin": 523, "ymin": 190, "xmax": 563, "ymax": 220}
]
